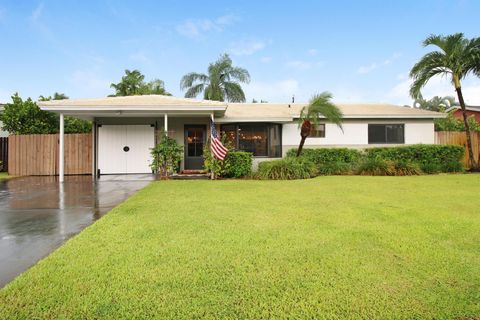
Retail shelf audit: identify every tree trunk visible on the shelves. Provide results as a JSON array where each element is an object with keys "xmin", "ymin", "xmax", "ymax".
[
  {"xmin": 297, "ymin": 120, "xmax": 311, "ymax": 157},
  {"xmin": 297, "ymin": 136, "xmax": 307, "ymax": 157},
  {"xmin": 455, "ymin": 86, "xmax": 478, "ymax": 170}
]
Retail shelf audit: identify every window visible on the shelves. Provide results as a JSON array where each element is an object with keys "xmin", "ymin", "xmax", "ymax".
[
  {"xmin": 220, "ymin": 123, "xmax": 282, "ymax": 157},
  {"xmin": 309, "ymin": 124, "xmax": 325, "ymax": 138},
  {"xmin": 368, "ymin": 124, "xmax": 404, "ymax": 144}
]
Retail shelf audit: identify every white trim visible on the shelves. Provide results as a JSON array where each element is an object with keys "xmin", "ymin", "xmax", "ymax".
[
  {"xmin": 40, "ymin": 105, "xmax": 227, "ymax": 112},
  {"xmin": 59, "ymin": 113, "xmax": 64, "ymax": 182}
]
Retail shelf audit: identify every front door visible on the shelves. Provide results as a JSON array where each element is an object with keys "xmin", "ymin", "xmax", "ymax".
[{"xmin": 184, "ymin": 125, "xmax": 206, "ymax": 170}]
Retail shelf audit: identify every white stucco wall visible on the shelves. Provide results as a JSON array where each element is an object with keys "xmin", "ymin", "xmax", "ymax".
[
  {"xmin": 404, "ymin": 122, "xmax": 435, "ymax": 144},
  {"xmin": 282, "ymin": 119, "xmax": 435, "ymax": 152}
]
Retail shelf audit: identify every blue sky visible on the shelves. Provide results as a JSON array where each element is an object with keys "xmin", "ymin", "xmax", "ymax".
[{"xmin": 1, "ymin": 0, "xmax": 480, "ymax": 105}]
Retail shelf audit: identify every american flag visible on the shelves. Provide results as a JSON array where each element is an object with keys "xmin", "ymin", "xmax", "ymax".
[{"xmin": 210, "ymin": 120, "xmax": 228, "ymax": 160}]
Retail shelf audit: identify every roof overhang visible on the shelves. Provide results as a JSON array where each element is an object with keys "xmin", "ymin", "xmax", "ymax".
[
  {"xmin": 39, "ymin": 105, "xmax": 227, "ymax": 120},
  {"xmin": 216, "ymin": 117, "xmax": 293, "ymax": 123}
]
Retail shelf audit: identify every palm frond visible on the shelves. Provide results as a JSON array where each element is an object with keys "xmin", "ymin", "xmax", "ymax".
[
  {"xmin": 226, "ymin": 66, "xmax": 251, "ymax": 83},
  {"xmin": 300, "ymin": 92, "xmax": 343, "ymax": 130},
  {"xmin": 180, "ymin": 72, "xmax": 209, "ymax": 90},
  {"xmin": 184, "ymin": 83, "xmax": 205, "ymax": 98},
  {"xmin": 223, "ymin": 82, "xmax": 246, "ymax": 102},
  {"xmin": 409, "ymin": 51, "xmax": 451, "ymax": 98}
]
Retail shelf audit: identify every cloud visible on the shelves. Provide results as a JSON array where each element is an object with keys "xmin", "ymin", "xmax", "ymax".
[
  {"xmin": 286, "ymin": 60, "xmax": 325, "ymax": 71},
  {"xmin": 385, "ymin": 74, "xmax": 480, "ymax": 105},
  {"xmin": 129, "ymin": 51, "xmax": 150, "ymax": 64},
  {"xmin": 229, "ymin": 39, "xmax": 268, "ymax": 56},
  {"xmin": 245, "ymin": 79, "xmax": 299, "ymax": 102},
  {"xmin": 307, "ymin": 49, "xmax": 318, "ymax": 56},
  {"xmin": 260, "ymin": 56, "xmax": 272, "ymax": 63},
  {"xmin": 176, "ymin": 14, "xmax": 239, "ymax": 40},
  {"xmin": 357, "ymin": 52, "xmax": 402, "ymax": 74}
]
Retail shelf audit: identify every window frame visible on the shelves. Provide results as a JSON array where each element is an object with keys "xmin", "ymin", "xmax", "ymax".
[
  {"xmin": 220, "ymin": 122, "xmax": 282, "ymax": 158},
  {"xmin": 368, "ymin": 123, "xmax": 405, "ymax": 144},
  {"xmin": 309, "ymin": 123, "xmax": 326, "ymax": 138}
]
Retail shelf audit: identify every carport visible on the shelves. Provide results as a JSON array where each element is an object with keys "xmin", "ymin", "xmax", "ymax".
[{"xmin": 39, "ymin": 95, "xmax": 227, "ymax": 181}]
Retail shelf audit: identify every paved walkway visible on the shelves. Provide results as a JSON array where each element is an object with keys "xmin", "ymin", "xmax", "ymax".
[{"xmin": 0, "ymin": 174, "xmax": 153, "ymax": 287}]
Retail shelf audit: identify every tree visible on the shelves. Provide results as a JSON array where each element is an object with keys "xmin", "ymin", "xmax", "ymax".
[
  {"xmin": 140, "ymin": 79, "xmax": 171, "ymax": 96},
  {"xmin": 410, "ymin": 33, "xmax": 480, "ymax": 169},
  {"xmin": 0, "ymin": 93, "xmax": 58, "ymax": 134},
  {"xmin": 39, "ymin": 92, "xmax": 69, "ymax": 101},
  {"xmin": 180, "ymin": 53, "xmax": 250, "ymax": 102},
  {"xmin": 296, "ymin": 92, "xmax": 343, "ymax": 157},
  {"xmin": 110, "ymin": 70, "xmax": 171, "ymax": 96},
  {"xmin": 413, "ymin": 94, "xmax": 457, "ymax": 112}
]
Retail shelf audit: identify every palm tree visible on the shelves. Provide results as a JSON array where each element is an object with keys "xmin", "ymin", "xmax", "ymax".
[
  {"xmin": 297, "ymin": 92, "xmax": 343, "ymax": 157},
  {"xmin": 180, "ymin": 54, "xmax": 250, "ymax": 102},
  {"xmin": 413, "ymin": 94, "xmax": 456, "ymax": 112},
  {"xmin": 410, "ymin": 33, "xmax": 480, "ymax": 169},
  {"xmin": 110, "ymin": 69, "xmax": 146, "ymax": 96}
]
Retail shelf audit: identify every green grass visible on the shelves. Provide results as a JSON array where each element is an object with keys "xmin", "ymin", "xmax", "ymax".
[
  {"xmin": 1, "ymin": 175, "xmax": 480, "ymax": 319},
  {"xmin": 0, "ymin": 172, "xmax": 10, "ymax": 181}
]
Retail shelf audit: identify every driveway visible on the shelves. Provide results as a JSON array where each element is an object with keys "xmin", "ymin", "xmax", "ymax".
[{"xmin": 0, "ymin": 174, "xmax": 153, "ymax": 288}]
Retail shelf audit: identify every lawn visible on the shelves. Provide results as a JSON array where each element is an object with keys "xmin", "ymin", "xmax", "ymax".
[
  {"xmin": 0, "ymin": 172, "xmax": 10, "ymax": 181},
  {"xmin": 1, "ymin": 175, "xmax": 479, "ymax": 319}
]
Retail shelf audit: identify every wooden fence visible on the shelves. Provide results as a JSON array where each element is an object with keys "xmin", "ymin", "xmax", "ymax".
[
  {"xmin": 0, "ymin": 137, "xmax": 7, "ymax": 172},
  {"xmin": 8, "ymin": 133, "xmax": 92, "ymax": 176},
  {"xmin": 435, "ymin": 131, "xmax": 479, "ymax": 168}
]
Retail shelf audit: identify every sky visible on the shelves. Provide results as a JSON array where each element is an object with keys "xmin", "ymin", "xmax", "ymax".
[{"xmin": 0, "ymin": 0, "xmax": 479, "ymax": 105}]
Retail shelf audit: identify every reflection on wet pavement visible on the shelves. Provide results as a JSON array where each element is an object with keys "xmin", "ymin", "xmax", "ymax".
[{"xmin": 0, "ymin": 174, "xmax": 152, "ymax": 288}]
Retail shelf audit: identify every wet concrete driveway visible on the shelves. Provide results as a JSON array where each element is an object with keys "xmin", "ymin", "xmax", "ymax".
[{"xmin": 0, "ymin": 174, "xmax": 153, "ymax": 288}]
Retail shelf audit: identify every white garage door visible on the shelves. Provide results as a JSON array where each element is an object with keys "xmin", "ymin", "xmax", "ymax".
[{"xmin": 98, "ymin": 125, "xmax": 155, "ymax": 174}]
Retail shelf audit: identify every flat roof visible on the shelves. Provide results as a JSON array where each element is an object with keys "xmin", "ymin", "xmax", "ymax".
[{"xmin": 38, "ymin": 95, "xmax": 446, "ymax": 120}]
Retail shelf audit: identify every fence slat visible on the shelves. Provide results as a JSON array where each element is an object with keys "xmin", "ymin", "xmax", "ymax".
[{"xmin": 8, "ymin": 133, "xmax": 92, "ymax": 176}]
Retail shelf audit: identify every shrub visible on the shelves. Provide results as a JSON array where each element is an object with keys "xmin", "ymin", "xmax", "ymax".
[
  {"xmin": 365, "ymin": 144, "xmax": 464, "ymax": 167},
  {"xmin": 441, "ymin": 160, "xmax": 465, "ymax": 173},
  {"xmin": 356, "ymin": 158, "xmax": 395, "ymax": 176},
  {"xmin": 150, "ymin": 135, "xmax": 183, "ymax": 176},
  {"xmin": 287, "ymin": 148, "xmax": 362, "ymax": 165},
  {"xmin": 318, "ymin": 161, "xmax": 353, "ymax": 175},
  {"xmin": 223, "ymin": 152, "xmax": 253, "ymax": 178},
  {"xmin": 392, "ymin": 160, "xmax": 422, "ymax": 176},
  {"xmin": 419, "ymin": 162, "xmax": 443, "ymax": 174},
  {"xmin": 257, "ymin": 158, "xmax": 317, "ymax": 180}
]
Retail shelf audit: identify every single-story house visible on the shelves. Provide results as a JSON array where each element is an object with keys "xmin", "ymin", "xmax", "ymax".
[
  {"xmin": 38, "ymin": 95, "xmax": 445, "ymax": 181},
  {"xmin": 446, "ymin": 105, "xmax": 480, "ymax": 122}
]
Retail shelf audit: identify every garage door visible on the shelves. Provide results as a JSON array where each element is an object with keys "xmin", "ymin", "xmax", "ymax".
[{"xmin": 98, "ymin": 125, "xmax": 155, "ymax": 174}]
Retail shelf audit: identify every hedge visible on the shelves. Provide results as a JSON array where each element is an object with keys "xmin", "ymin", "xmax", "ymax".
[
  {"xmin": 365, "ymin": 145, "xmax": 464, "ymax": 168},
  {"xmin": 224, "ymin": 152, "xmax": 253, "ymax": 178},
  {"xmin": 286, "ymin": 148, "xmax": 362, "ymax": 165}
]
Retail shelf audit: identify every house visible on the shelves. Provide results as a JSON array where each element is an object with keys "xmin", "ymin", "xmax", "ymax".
[
  {"xmin": 446, "ymin": 105, "xmax": 480, "ymax": 122},
  {"xmin": 38, "ymin": 95, "xmax": 445, "ymax": 180}
]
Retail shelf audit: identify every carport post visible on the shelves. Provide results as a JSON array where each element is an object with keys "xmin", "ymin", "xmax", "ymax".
[
  {"xmin": 59, "ymin": 113, "xmax": 64, "ymax": 182},
  {"xmin": 164, "ymin": 114, "xmax": 168, "ymax": 135}
]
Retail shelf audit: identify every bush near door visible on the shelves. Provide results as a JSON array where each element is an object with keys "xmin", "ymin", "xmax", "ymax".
[{"xmin": 150, "ymin": 136, "xmax": 183, "ymax": 177}]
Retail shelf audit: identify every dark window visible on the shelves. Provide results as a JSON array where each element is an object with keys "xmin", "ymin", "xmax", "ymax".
[
  {"xmin": 309, "ymin": 124, "xmax": 325, "ymax": 138},
  {"xmin": 368, "ymin": 124, "xmax": 404, "ymax": 144},
  {"xmin": 220, "ymin": 123, "xmax": 282, "ymax": 157}
]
